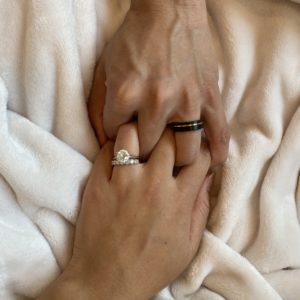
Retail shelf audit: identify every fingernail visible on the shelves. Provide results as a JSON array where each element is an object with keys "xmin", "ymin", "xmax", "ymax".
[{"xmin": 206, "ymin": 173, "xmax": 215, "ymax": 192}]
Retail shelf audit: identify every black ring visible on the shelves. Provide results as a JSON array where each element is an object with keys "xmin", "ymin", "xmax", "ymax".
[{"xmin": 168, "ymin": 120, "xmax": 204, "ymax": 132}]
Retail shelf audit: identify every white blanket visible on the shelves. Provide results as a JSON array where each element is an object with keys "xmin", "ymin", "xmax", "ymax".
[{"xmin": 0, "ymin": 0, "xmax": 299, "ymax": 299}]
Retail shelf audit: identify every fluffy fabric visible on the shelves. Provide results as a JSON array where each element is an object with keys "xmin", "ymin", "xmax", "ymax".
[{"xmin": 0, "ymin": 0, "xmax": 299, "ymax": 299}]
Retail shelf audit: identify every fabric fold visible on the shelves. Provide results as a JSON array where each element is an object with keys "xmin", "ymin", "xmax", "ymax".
[{"xmin": 0, "ymin": 0, "xmax": 299, "ymax": 299}]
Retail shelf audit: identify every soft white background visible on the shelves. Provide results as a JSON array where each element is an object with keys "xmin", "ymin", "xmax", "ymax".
[{"xmin": 0, "ymin": 0, "xmax": 299, "ymax": 299}]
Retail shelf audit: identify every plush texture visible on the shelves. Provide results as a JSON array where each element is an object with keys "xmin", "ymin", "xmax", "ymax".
[{"xmin": 0, "ymin": 0, "xmax": 299, "ymax": 299}]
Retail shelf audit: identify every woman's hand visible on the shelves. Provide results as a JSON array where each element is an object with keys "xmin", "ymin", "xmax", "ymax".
[
  {"xmin": 38, "ymin": 124, "xmax": 213, "ymax": 300},
  {"xmin": 88, "ymin": 0, "xmax": 229, "ymax": 167}
]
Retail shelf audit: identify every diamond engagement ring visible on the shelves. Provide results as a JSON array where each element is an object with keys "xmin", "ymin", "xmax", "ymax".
[{"xmin": 112, "ymin": 149, "xmax": 140, "ymax": 166}]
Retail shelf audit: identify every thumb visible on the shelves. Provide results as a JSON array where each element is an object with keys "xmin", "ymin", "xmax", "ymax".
[
  {"xmin": 189, "ymin": 173, "xmax": 214, "ymax": 252},
  {"xmin": 88, "ymin": 58, "xmax": 108, "ymax": 146}
]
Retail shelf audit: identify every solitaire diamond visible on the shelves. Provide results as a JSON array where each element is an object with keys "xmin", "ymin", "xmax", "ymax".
[{"xmin": 116, "ymin": 149, "xmax": 130, "ymax": 163}]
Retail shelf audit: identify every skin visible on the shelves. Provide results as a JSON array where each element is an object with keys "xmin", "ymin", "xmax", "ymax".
[
  {"xmin": 38, "ymin": 124, "xmax": 213, "ymax": 300},
  {"xmin": 88, "ymin": 0, "xmax": 230, "ymax": 167},
  {"xmin": 38, "ymin": 1, "xmax": 225, "ymax": 298}
]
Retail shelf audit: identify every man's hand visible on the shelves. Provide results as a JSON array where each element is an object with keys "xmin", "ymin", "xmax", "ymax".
[{"xmin": 88, "ymin": 0, "xmax": 229, "ymax": 166}]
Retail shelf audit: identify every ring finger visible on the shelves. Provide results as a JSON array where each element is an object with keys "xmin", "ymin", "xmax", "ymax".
[
  {"xmin": 111, "ymin": 122, "xmax": 142, "ymax": 183},
  {"xmin": 170, "ymin": 113, "xmax": 202, "ymax": 167}
]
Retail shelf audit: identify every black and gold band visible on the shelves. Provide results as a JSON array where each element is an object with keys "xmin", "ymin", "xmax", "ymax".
[{"xmin": 168, "ymin": 120, "xmax": 204, "ymax": 132}]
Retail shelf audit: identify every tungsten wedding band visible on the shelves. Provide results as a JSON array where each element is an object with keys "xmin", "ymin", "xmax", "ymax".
[{"xmin": 168, "ymin": 120, "xmax": 204, "ymax": 132}]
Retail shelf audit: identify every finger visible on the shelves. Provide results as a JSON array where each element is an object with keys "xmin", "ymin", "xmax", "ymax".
[
  {"xmin": 89, "ymin": 141, "xmax": 114, "ymax": 184},
  {"xmin": 138, "ymin": 107, "xmax": 169, "ymax": 160},
  {"xmin": 103, "ymin": 78, "xmax": 141, "ymax": 140},
  {"xmin": 189, "ymin": 174, "xmax": 213, "ymax": 251},
  {"xmin": 170, "ymin": 88, "xmax": 202, "ymax": 166},
  {"xmin": 81, "ymin": 142, "xmax": 114, "ymax": 226},
  {"xmin": 176, "ymin": 142, "xmax": 211, "ymax": 202},
  {"xmin": 87, "ymin": 58, "xmax": 108, "ymax": 146},
  {"xmin": 174, "ymin": 130, "xmax": 201, "ymax": 166},
  {"xmin": 112, "ymin": 122, "xmax": 141, "ymax": 182},
  {"xmin": 202, "ymin": 86, "xmax": 230, "ymax": 167},
  {"xmin": 147, "ymin": 129, "xmax": 176, "ymax": 177}
]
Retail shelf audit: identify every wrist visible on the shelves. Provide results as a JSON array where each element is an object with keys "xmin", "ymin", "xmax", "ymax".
[
  {"xmin": 37, "ymin": 271, "xmax": 99, "ymax": 300},
  {"xmin": 131, "ymin": 0, "xmax": 206, "ymax": 11},
  {"xmin": 130, "ymin": 0, "xmax": 207, "ymax": 26},
  {"xmin": 37, "ymin": 263, "xmax": 150, "ymax": 300},
  {"xmin": 37, "ymin": 276, "xmax": 86, "ymax": 300}
]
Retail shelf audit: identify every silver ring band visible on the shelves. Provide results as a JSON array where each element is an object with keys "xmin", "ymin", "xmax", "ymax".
[{"xmin": 112, "ymin": 158, "xmax": 140, "ymax": 166}]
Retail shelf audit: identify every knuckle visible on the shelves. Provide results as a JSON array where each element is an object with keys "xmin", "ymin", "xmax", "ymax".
[
  {"xmin": 108, "ymin": 79, "xmax": 135, "ymax": 112},
  {"xmin": 203, "ymin": 83, "xmax": 221, "ymax": 109},
  {"xmin": 151, "ymin": 97, "xmax": 165, "ymax": 117},
  {"xmin": 180, "ymin": 87, "xmax": 200, "ymax": 116},
  {"xmin": 150, "ymin": 83, "xmax": 170, "ymax": 117},
  {"xmin": 150, "ymin": 97, "xmax": 167, "ymax": 120}
]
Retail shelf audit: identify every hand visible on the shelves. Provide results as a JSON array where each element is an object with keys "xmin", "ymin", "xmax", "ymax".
[
  {"xmin": 38, "ymin": 124, "xmax": 213, "ymax": 300},
  {"xmin": 88, "ymin": 0, "xmax": 229, "ymax": 167}
]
